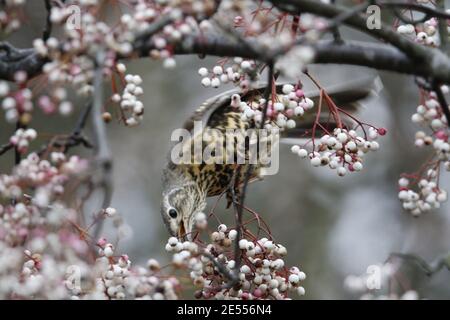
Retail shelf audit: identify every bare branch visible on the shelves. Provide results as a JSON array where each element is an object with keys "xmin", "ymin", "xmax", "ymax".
[
  {"xmin": 432, "ymin": 81, "xmax": 450, "ymax": 128},
  {"xmin": 230, "ymin": 61, "xmax": 275, "ymax": 285},
  {"xmin": 435, "ymin": 0, "xmax": 449, "ymax": 53},
  {"xmin": 0, "ymin": 42, "xmax": 46, "ymax": 81},
  {"xmin": 43, "ymin": 0, "xmax": 52, "ymax": 41},
  {"xmin": 91, "ymin": 51, "xmax": 113, "ymax": 240},
  {"xmin": 0, "ymin": 142, "xmax": 13, "ymax": 156}
]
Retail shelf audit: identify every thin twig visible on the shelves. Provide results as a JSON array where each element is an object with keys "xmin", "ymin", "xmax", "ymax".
[
  {"xmin": 37, "ymin": 102, "xmax": 93, "ymax": 156},
  {"xmin": 0, "ymin": 142, "xmax": 13, "ymax": 156},
  {"xmin": 377, "ymin": 0, "xmax": 450, "ymax": 20},
  {"xmin": 14, "ymin": 121, "xmax": 24, "ymax": 165},
  {"xmin": 435, "ymin": 0, "xmax": 449, "ymax": 53}
]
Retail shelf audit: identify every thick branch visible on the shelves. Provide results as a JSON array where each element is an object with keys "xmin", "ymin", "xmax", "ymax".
[
  {"xmin": 378, "ymin": 1, "xmax": 450, "ymax": 20},
  {"xmin": 153, "ymin": 36, "xmax": 449, "ymax": 82},
  {"xmin": 270, "ymin": 0, "xmax": 430, "ymax": 60},
  {"xmin": 0, "ymin": 43, "xmax": 46, "ymax": 81},
  {"xmin": 92, "ymin": 51, "xmax": 113, "ymax": 240}
]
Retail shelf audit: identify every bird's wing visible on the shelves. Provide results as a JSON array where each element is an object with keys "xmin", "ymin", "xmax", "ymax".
[{"xmin": 183, "ymin": 76, "xmax": 381, "ymax": 135}]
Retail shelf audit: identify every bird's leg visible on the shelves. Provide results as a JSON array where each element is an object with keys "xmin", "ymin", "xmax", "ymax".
[
  {"xmin": 226, "ymin": 186, "xmax": 241, "ymax": 209},
  {"xmin": 226, "ymin": 165, "xmax": 243, "ymax": 208}
]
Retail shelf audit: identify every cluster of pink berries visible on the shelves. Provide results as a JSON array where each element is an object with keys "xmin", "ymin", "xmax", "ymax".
[
  {"xmin": 164, "ymin": 216, "xmax": 306, "ymax": 300},
  {"xmin": 292, "ymin": 127, "xmax": 384, "ymax": 177},
  {"xmin": 0, "ymin": 152, "xmax": 87, "ymax": 209},
  {"xmin": 199, "ymin": 58, "xmax": 258, "ymax": 90},
  {"xmin": 393, "ymin": 0, "xmax": 450, "ymax": 216}
]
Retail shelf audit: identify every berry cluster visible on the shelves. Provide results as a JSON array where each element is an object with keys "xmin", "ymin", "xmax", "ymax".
[
  {"xmin": 400, "ymin": 90, "xmax": 450, "ymax": 215},
  {"xmin": 231, "ymin": 83, "xmax": 315, "ymax": 130},
  {"xmin": 398, "ymin": 174, "xmax": 448, "ymax": 216},
  {"xmin": 1, "ymin": 84, "xmax": 33, "ymax": 124},
  {"xmin": 199, "ymin": 58, "xmax": 258, "ymax": 90},
  {"xmin": 0, "ymin": 150, "xmax": 180, "ymax": 299},
  {"xmin": 397, "ymin": 18, "xmax": 438, "ymax": 47},
  {"xmin": 9, "ymin": 128, "xmax": 37, "ymax": 154},
  {"xmin": 37, "ymin": 87, "xmax": 73, "ymax": 116},
  {"xmin": 344, "ymin": 262, "xmax": 419, "ymax": 300},
  {"xmin": 112, "ymin": 64, "xmax": 145, "ymax": 126},
  {"xmin": 292, "ymin": 127, "xmax": 384, "ymax": 177},
  {"xmin": 164, "ymin": 217, "xmax": 306, "ymax": 300},
  {"xmin": 0, "ymin": 0, "xmax": 25, "ymax": 34}
]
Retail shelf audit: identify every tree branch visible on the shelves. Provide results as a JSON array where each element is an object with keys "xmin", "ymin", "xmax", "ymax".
[
  {"xmin": 269, "ymin": 0, "xmax": 430, "ymax": 61},
  {"xmin": 0, "ymin": 43, "xmax": 47, "ymax": 81},
  {"xmin": 91, "ymin": 51, "xmax": 113, "ymax": 240},
  {"xmin": 43, "ymin": 0, "xmax": 52, "ymax": 41},
  {"xmin": 389, "ymin": 252, "xmax": 450, "ymax": 277},
  {"xmin": 378, "ymin": 1, "xmax": 450, "ymax": 20},
  {"xmin": 230, "ymin": 61, "xmax": 274, "ymax": 286},
  {"xmin": 432, "ymin": 81, "xmax": 450, "ymax": 128}
]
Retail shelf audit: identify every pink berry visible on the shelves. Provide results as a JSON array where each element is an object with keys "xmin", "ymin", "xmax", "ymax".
[
  {"xmin": 253, "ymin": 289, "xmax": 263, "ymax": 298},
  {"xmin": 377, "ymin": 128, "xmax": 387, "ymax": 136}
]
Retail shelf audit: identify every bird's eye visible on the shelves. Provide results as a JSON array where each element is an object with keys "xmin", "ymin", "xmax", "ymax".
[{"xmin": 168, "ymin": 208, "xmax": 178, "ymax": 219}]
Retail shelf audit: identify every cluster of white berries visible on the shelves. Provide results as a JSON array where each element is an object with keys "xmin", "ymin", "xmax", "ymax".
[
  {"xmin": 398, "ymin": 175, "xmax": 448, "ymax": 216},
  {"xmin": 396, "ymin": 17, "xmax": 438, "ymax": 47},
  {"xmin": 1, "ymin": 84, "xmax": 33, "ymax": 124},
  {"xmin": 199, "ymin": 58, "xmax": 258, "ymax": 90},
  {"xmin": 21, "ymin": 250, "xmax": 41, "ymax": 278},
  {"xmin": 344, "ymin": 263, "xmax": 419, "ymax": 300},
  {"xmin": 411, "ymin": 94, "xmax": 449, "ymax": 131},
  {"xmin": 125, "ymin": 260, "xmax": 180, "ymax": 300},
  {"xmin": 95, "ymin": 240, "xmax": 131, "ymax": 299},
  {"xmin": 9, "ymin": 128, "xmax": 37, "ymax": 154},
  {"xmin": 411, "ymin": 94, "xmax": 450, "ymax": 165},
  {"xmin": 37, "ymin": 87, "xmax": 73, "ymax": 116},
  {"xmin": 112, "ymin": 64, "xmax": 144, "ymax": 126},
  {"xmin": 0, "ymin": 0, "xmax": 25, "ymax": 34},
  {"xmin": 30, "ymin": 0, "xmax": 200, "ymax": 127},
  {"xmin": 164, "ymin": 218, "xmax": 306, "ymax": 300},
  {"xmin": 403, "ymin": 89, "xmax": 450, "ymax": 215},
  {"xmin": 291, "ymin": 126, "xmax": 384, "ymax": 177},
  {"xmin": 0, "ymin": 153, "xmax": 87, "ymax": 212},
  {"xmin": 230, "ymin": 84, "xmax": 315, "ymax": 130}
]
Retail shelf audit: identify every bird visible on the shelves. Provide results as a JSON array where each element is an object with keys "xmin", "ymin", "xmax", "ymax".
[{"xmin": 161, "ymin": 77, "xmax": 378, "ymax": 240}]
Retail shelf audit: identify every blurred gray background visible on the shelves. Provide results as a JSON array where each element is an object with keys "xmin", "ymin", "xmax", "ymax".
[{"xmin": 1, "ymin": 1, "xmax": 450, "ymax": 299}]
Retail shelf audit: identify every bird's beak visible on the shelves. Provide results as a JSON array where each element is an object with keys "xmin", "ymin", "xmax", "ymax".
[{"xmin": 178, "ymin": 220, "xmax": 186, "ymax": 240}]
